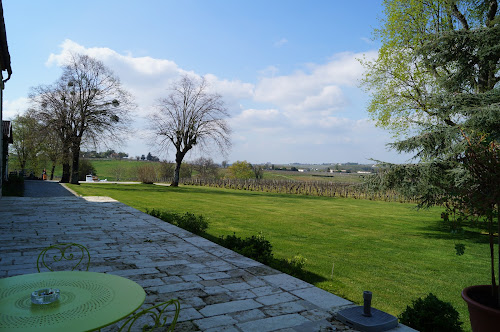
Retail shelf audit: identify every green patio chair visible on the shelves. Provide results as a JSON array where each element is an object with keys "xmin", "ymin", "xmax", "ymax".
[
  {"xmin": 118, "ymin": 299, "xmax": 181, "ymax": 332},
  {"xmin": 37, "ymin": 243, "xmax": 91, "ymax": 272}
]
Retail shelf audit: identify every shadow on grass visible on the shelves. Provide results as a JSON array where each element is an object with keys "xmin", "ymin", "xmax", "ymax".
[{"xmin": 418, "ymin": 219, "xmax": 496, "ymax": 245}]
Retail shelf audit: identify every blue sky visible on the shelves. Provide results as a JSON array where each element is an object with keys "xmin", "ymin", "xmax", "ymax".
[{"xmin": 2, "ymin": 0, "xmax": 412, "ymax": 164}]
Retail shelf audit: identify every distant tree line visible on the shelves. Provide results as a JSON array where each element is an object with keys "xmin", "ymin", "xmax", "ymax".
[{"xmin": 81, "ymin": 149, "xmax": 128, "ymax": 159}]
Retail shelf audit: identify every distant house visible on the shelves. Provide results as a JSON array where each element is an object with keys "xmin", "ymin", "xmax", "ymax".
[{"xmin": 0, "ymin": 0, "xmax": 12, "ymax": 197}]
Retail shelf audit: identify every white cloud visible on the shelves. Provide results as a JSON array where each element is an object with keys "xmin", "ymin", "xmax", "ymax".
[
  {"xmin": 45, "ymin": 40, "xmax": 257, "ymax": 159},
  {"xmin": 3, "ymin": 97, "xmax": 30, "ymax": 120},
  {"xmin": 204, "ymin": 74, "xmax": 254, "ymax": 114},
  {"xmin": 252, "ymin": 50, "xmax": 378, "ymax": 129},
  {"xmin": 287, "ymin": 85, "xmax": 345, "ymax": 114},
  {"xmin": 43, "ymin": 41, "xmax": 407, "ymax": 163},
  {"xmin": 235, "ymin": 108, "xmax": 280, "ymax": 122},
  {"xmin": 228, "ymin": 114, "xmax": 411, "ymax": 164},
  {"xmin": 258, "ymin": 65, "xmax": 279, "ymax": 78},
  {"xmin": 274, "ymin": 38, "xmax": 288, "ymax": 47},
  {"xmin": 254, "ymin": 51, "xmax": 377, "ymax": 120},
  {"xmin": 46, "ymin": 40, "xmax": 255, "ymax": 115}
]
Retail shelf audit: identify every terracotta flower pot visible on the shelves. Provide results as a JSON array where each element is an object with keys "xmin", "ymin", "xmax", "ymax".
[{"xmin": 462, "ymin": 285, "xmax": 500, "ymax": 331}]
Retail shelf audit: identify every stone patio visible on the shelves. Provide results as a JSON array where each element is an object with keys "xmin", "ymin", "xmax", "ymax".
[{"xmin": 0, "ymin": 190, "xmax": 415, "ymax": 331}]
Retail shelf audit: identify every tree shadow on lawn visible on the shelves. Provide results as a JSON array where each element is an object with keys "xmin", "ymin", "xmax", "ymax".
[{"xmin": 418, "ymin": 219, "xmax": 495, "ymax": 245}]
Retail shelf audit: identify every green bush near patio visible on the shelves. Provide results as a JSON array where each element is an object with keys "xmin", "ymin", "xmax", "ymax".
[
  {"xmin": 147, "ymin": 209, "xmax": 309, "ymax": 278},
  {"xmin": 146, "ymin": 209, "xmax": 209, "ymax": 235},
  {"xmin": 218, "ymin": 232, "xmax": 273, "ymax": 264},
  {"xmin": 399, "ymin": 293, "xmax": 463, "ymax": 332},
  {"xmin": 68, "ymin": 183, "xmax": 492, "ymax": 328}
]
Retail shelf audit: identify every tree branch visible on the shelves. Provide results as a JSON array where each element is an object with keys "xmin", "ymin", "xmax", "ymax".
[{"xmin": 451, "ymin": 4, "xmax": 469, "ymax": 30}]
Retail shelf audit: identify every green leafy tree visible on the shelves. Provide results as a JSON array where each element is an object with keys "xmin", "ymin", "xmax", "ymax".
[
  {"xmin": 11, "ymin": 112, "xmax": 43, "ymax": 173},
  {"xmin": 40, "ymin": 128, "xmax": 62, "ymax": 180},
  {"xmin": 364, "ymin": 0, "xmax": 500, "ymax": 307},
  {"xmin": 360, "ymin": 0, "xmax": 499, "ymax": 136},
  {"xmin": 227, "ymin": 161, "xmax": 254, "ymax": 179}
]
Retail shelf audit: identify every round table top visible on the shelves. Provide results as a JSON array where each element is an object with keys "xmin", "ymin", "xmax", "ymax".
[{"xmin": 0, "ymin": 271, "xmax": 146, "ymax": 332}]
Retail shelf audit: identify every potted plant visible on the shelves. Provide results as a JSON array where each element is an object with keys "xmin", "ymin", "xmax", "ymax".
[{"xmin": 456, "ymin": 134, "xmax": 500, "ymax": 331}]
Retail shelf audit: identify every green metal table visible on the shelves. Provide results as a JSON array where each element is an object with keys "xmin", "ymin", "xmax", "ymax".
[{"xmin": 0, "ymin": 271, "xmax": 146, "ymax": 332}]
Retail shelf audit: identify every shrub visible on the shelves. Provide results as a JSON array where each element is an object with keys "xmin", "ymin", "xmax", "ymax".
[
  {"xmin": 218, "ymin": 233, "xmax": 273, "ymax": 264},
  {"xmin": 78, "ymin": 159, "xmax": 97, "ymax": 181},
  {"xmin": 398, "ymin": 293, "xmax": 463, "ymax": 332},
  {"xmin": 137, "ymin": 164, "xmax": 157, "ymax": 184},
  {"xmin": 271, "ymin": 255, "xmax": 307, "ymax": 278},
  {"xmin": 177, "ymin": 212, "xmax": 209, "ymax": 235},
  {"xmin": 146, "ymin": 209, "xmax": 179, "ymax": 223},
  {"xmin": 146, "ymin": 209, "xmax": 208, "ymax": 235}
]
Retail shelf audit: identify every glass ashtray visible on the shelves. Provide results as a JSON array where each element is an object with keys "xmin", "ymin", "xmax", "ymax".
[{"xmin": 31, "ymin": 288, "xmax": 60, "ymax": 304}]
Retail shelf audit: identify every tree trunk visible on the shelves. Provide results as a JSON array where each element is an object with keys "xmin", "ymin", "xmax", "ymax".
[
  {"xmin": 60, "ymin": 141, "xmax": 71, "ymax": 183},
  {"xmin": 50, "ymin": 164, "xmax": 55, "ymax": 180},
  {"xmin": 60, "ymin": 163, "xmax": 70, "ymax": 183},
  {"xmin": 171, "ymin": 150, "xmax": 186, "ymax": 187},
  {"xmin": 172, "ymin": 162, "xmax": 181, "ymax": 187},
  {"xmin": 489, "ymin": 214, "xmax": 496, "ymax": 298},
  {"xmin": 70, "ymin": 141, "xmax": 81, "ymax": 185}
]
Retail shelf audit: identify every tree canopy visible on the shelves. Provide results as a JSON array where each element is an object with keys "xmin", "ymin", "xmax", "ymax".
[
  {"xmin": 361, "ymin": 0, "xmax": 499, "ymax": 136},
  {"xmin": 227, "ymin": 161, "xmax": 254, "ymax": 179},
  {"xmin": 363, "ymin": 0, "xmax": 500, "ymax": 305},
  {"xmin": 31, "ymin": 53, "xmax": 134, "ymax": 183}
]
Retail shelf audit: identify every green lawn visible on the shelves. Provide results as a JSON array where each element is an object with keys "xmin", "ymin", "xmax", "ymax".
[
  {"xmin": 68, "ymin": 183, "xmax": 491, "ymax": 328},
  {"xmin": 85, "ymin": 159, "xmax": 152, "ymax": 181}
]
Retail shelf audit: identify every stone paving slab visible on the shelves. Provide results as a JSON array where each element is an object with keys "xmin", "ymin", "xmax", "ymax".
[{"xmin": 0, "ymin": 195, "xmax": 416, "ymax": 331}]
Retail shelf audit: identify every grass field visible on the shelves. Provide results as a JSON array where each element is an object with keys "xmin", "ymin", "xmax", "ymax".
[
  {"xmin": 85, "ymin": 159, "xmax": 147, "ymax": 181},
  {"xmin": 68, "ymin": 183, "xmax": 492, "ymax": 328}
]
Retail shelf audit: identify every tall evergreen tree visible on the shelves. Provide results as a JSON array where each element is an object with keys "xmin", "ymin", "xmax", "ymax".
[{"xmin": 363, "ymin": 0, "xmax": 500, "ymax": 306}]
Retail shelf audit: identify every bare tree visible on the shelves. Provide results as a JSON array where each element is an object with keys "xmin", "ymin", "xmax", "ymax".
[
  {"xmin": 149, "ymin": 75, "xmax": 231, "ymax": 186},
  {"xmin": 193, "ymin": 157, "xmax": 219, "ymax": 178},
  {"xmin": 31, "ymin": 53, "xmax": 134, "ymax": 184},
  {"xmin": 251, "ymin": 164, "xmax": 264, "ymax": 179}
]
